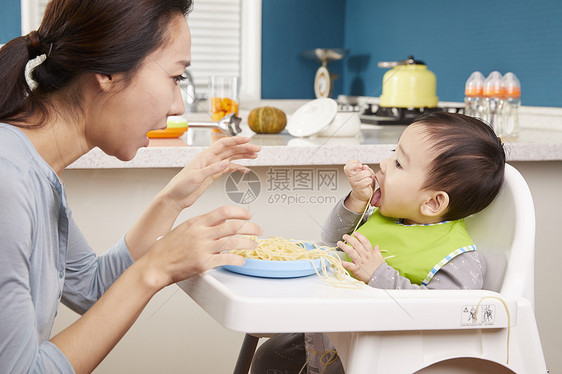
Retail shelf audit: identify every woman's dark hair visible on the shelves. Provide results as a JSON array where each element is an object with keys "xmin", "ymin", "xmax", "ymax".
[
  {"xmin": 413, "ymin": 112, "xmax": 506, "ymax": 221},
  {"xmin": 0, "ymin": 0, "xmax": 193, "ymax": 125}
]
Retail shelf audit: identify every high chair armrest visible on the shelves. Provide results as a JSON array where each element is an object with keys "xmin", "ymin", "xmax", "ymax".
[{"xmin": 363, "ymin": 289, "xmax": 516, "ymax": 331}]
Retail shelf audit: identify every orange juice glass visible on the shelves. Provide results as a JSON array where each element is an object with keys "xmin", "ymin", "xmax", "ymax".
[{"xmin": 209, "ymin": 76, "xmax": 239, "ymax": 122}]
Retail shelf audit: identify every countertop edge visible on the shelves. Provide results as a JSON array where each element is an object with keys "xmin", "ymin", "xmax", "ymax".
[{"xmin": 67, "ymin": 142, "xmax": 562, "ymax": 169}]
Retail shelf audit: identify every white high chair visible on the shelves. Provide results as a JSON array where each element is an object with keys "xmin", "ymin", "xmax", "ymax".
[
  {"xmin": 232, "ymin": 164, "xmax": 547, "ymax": 374},
  {"xmin": 325, "ymin": 163, "xmax": 547, "ymax": 373}
]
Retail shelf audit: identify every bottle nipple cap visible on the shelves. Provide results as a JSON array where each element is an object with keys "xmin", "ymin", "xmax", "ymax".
[
  {"xmin": 483, "ymin": 71, "xmax": 505, "ymax": 96},
  {"xmin": 503, "ymin": 72, "xmax": 521, "ymax": 98},
  {"xmin": 465, "ymin": 71, "xmax": 485, "ymax": 96}
]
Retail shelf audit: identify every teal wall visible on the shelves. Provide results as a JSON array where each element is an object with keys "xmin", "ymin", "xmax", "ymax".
[
  {"xmin": 261, "ymin": 0, "xmax": 346, "ymax": 99},
  {"xmin": 262, "ymin": 0, "xmax": 562, "ymax": 107},
  {"xmin": 0, "ymin": 0, "xmax": 21, "ymax": 43},
  {"xmin": 342, "ymin": 0, "xmax": 562, "ymax": 107}
]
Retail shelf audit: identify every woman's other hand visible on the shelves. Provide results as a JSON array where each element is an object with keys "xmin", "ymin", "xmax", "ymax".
[
  {"xmin": 141, "ymin": 205, "xmax": 262, "ymax": 288},
  {"xmin": 162, "ymin": 136, "xmax": 260, "ymax": 209},
  {"xmin": 125, "ymin": 137, "xmax": 259, "ymax": 261},
  {"xmin": 343, "ymin": 160, "xmax": 375, "ymax": 213},
  {"xmin": 338, "ymin": 232, "xmax": 384, "ymax": 284}
]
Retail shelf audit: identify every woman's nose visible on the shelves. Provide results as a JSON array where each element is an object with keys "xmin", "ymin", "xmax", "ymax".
[{"xmin": 168, "ymin": 85, "xmax": 186, "ymax": 116}]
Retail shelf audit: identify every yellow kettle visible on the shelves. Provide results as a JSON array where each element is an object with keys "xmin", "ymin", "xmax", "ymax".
[{"xmin": 378, "ymin": 56, "xmax": 438, "ymax": 108}]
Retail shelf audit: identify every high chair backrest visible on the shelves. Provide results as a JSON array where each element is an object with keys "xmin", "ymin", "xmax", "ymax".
[{"xmin": 464, "ymin": 164, "xmax": 536, "ymax": 305}]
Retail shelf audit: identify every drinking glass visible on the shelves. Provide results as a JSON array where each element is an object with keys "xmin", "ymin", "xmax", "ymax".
[{"xmin": 209, "ymin": 76, "xmax": 239, "ymax": 121}]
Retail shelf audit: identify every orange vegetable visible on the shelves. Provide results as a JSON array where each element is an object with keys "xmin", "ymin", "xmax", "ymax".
[
  {"xmin": 211, "ymin": 97, "xmax": 238, "ymax": 121},
  {"xmin": 248, "ymin": 106, "xmax": 287, "ymax": 134}
]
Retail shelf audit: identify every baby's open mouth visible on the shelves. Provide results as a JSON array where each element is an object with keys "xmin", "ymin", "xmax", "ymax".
[{"xmin": 371, "ymin": 176, "xmax": 381, "ymax": 207}]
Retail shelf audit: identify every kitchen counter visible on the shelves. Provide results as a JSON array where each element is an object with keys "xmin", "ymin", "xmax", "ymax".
[{"xmin": 68, "ymin": 103, "xmax": 562, "ymax": 169}]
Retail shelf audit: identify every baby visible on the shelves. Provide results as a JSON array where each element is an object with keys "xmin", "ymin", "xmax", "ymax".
[
  {"xmin": 328, "ymin": 111, "xmax": 506, "ymax": 288},
  {"xmin": 250, "ymin": 112, "xmax": 506, "ymax": 374}
]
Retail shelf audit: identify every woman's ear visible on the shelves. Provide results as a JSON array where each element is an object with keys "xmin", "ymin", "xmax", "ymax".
[
  {"xmin": 95, "ymin": 73, "xmax": 114, "ymax": 92},
  {"xmin": 420, "ymin": 191, "xmax": 450, "ymax": 218}
]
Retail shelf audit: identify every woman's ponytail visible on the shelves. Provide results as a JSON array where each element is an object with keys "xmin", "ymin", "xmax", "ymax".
[{"xmin": 0, "ymin": 35, "xmax": 35, "ymax": 122}]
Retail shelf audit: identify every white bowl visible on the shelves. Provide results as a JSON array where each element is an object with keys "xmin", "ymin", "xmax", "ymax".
[
  {"xmin": 287, "ymin": 98, "xmax": 338, "ymax": 137},
  {"xmin": 317, "ymin": 111, "xmax": 361, "ymax": 137}
]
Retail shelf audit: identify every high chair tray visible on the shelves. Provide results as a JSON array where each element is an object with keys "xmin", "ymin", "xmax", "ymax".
[{"xmin": 178, "ymin": 268, "xmax": 515, "ymax": 334}]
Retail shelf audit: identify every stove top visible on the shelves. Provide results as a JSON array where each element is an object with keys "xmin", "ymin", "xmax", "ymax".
[{"xmin": 336, "ymin": 95, "xmax": 464, "ymax": 125}]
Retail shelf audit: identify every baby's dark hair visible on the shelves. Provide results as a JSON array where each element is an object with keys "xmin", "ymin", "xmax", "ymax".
[{"xmin": 413, "ymin": 112, "xmax": 506, "ymax": 220}]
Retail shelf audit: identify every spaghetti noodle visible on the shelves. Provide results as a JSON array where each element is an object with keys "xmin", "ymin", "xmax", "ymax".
[
  {"xmin": 347, "ymin": 183, "xmax": 392, "ymax": 260},
  {"xmin": 231, "ymin": 237, "xmax": 363, "ymax": 288}
]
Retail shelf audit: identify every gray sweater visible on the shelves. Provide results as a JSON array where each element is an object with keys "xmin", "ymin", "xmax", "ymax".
[
  {"xmin": 0, "ymin": 124, "xmax": 134, "ymax": 373},
  {"xmin": 320, "ymin": 196, "xmax": 486, "ymax": 290}
]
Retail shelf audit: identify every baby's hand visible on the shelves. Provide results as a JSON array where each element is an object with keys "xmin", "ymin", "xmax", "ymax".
[
  {"xmin": 343, "ymin": 160, "xmax": 375, "ymax": 213},
  {"xmin": 338, "ymin": 232, "xmax": 384, "ymax": 284}
]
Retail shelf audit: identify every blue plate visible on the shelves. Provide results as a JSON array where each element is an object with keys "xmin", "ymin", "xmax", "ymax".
[{"xmin": 222, "ymin": 242, "xmax": 324, "ymax": 278}]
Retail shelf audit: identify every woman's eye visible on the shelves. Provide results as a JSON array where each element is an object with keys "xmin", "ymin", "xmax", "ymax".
[{"xmin": 173, "ymin": 74, "xmax": 187, "ymax": 85}]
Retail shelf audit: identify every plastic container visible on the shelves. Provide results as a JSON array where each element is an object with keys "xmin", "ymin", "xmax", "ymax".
[
  {"xmin": 483, "ymin": 71, "xmax": 505, "ymax": 135},
  {"xmin": 464, "ymin": 71, "xmax": 485, "ymax": 118},
  {"xmin": 501, "ymin": 72, "xmax": 521, "ymax": 137},
  {"xmin": 146, "ymin": 116, "xmax": 188, "ymax": 138}
]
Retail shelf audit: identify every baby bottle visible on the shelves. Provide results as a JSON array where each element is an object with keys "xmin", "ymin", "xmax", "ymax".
[
  {"xmin": 464, "ymin": 71, "xmax": 484, "ymax": 118},
  {"xmin": 501, "ymin": 72, "xmax": 521, "ymax": 137},
  {"xmin": 483, "ymin": 71, "xmax": 505, "ymax": 136}
]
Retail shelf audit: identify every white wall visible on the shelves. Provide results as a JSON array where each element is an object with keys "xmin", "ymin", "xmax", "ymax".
[{"xmin": 56, "ymin": 162, "xmax": 561, "ymax": 373}]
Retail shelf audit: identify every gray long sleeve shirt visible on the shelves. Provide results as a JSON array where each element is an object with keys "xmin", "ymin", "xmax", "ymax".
[
  {"xmin": 0, "ymin": 123, "xmax": 134, "ymax": 373},
  {"xmin": 320, "ymin": 196, "xmax": 486, "ymax": 290}
]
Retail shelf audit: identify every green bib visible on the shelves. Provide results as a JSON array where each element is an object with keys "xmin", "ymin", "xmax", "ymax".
[{"xmin": 356, "ymin": 209, "xmax": 475, "ymax": 285}]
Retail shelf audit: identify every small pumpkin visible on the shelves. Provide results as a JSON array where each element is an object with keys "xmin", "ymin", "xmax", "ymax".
[{"xmin": 248, "ymin": 106, "xmax": 287, "ymax": 134}]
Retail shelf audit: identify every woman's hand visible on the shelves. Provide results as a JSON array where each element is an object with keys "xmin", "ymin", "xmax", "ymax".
[
  {"xmin": 338, "ymin": 232, "xmax": 384, "ymax": 284},
  {"xmin": 142, "ymin": 205, "xmax": 262, "ymax": 288},
  {"xmin": 125, "ymin": 137, "xmax": 260, "ymax": 260},
  {"xmin": 51, "ymin": 205, "xmax": 261, "ymax": 374},
  {"xmin": 162, "ymin": 136, "xmax": 260, "ymax": 210},
  {"xmin": 343, "ymin": 160, "xmax": 375, "ymax": 213}
]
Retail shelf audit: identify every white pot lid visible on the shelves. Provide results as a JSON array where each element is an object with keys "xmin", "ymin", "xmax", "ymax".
[{"xmin": 287, "ymin": 98, "xmax": 337, "ymax": 137}]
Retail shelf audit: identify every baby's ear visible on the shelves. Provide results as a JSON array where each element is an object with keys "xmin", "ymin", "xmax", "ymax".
[{"xmin": 420, "ymin": 191, "xmax": 449, "ymax": 218}]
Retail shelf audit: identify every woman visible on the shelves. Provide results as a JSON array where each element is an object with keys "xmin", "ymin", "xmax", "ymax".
[{"xmin": 0, "ymin": 0, "xmax": 261, "ymax": 373}]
